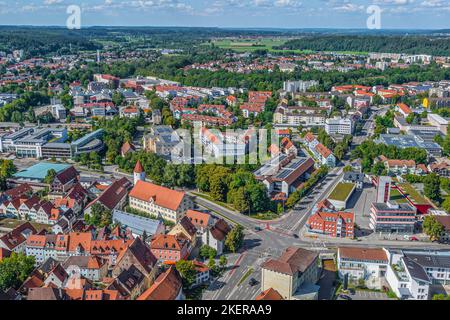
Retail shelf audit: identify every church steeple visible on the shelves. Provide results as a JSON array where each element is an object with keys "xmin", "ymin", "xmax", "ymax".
[{"xmin": 133, "ymin": 160, "xmax": 145, "ymax": 185}]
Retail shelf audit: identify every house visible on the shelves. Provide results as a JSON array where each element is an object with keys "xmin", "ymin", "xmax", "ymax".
[
  {"xmin": 128, "ymin": 180, "xmax": 193, "ymax": 223},
  {"xmin": 306, "ymin": 203, "xmax": 354, "ymax": 238},
  {"xmin": 434, "ymin": 215, "xmax": 450, "ymax": 242},
  {"xmin": 120, "ymin": 141, "xmax": 136, "ymax": 157},
  {"xmin": 44, "ymin": 263, "xmax": 69, "ymax": 288},
  {"xmin": 112, "ymin": 238, "xmax": 158, "ymax": 288},
  {"xmin": 192, "ymin": 260, "xmax": 210, "ymax": 287},
  {"xmin": 337, "ymin": 247, "xmax": 388, "ymax": 289},
  {"xmin": 62, "ymin": 256, "xmax": 108, "ymax": 282},
  {"xmin": 137, "ymin": 267, "xmax": 183, "ymax": 300},
  {"xmin": 201, "ymin": 219, "xmax": 231, "ymax": 256},
  {"xmin": 261, "ymin": 247, "xmax": 320, "ymax": 300},
  {"xmin": 109, "ymin": 265, "xmax": 147, "ymax": 299},
  {"xmin": 185, "ymin": 210, "xmax": 213, "ymax": 235},
  {"xmin": 168, "ymin": 216, "xmax": 197, "ymax": 246},
  {"xmin": 342, "ymin": 172, "xmax": 364, "ymax": 189},
  {"xmin": 150, "ymin": 234, "xmax": 191, "ymax": 263},
  {"xmin": 0, "ymin": 222, "xmax": 37, "ymax": 253},
  {"xmin": 396, "ymin": 103, "xmax": 413, "ymax": 117},
  {"xmin": 84, "ymin": 177, "xmax": 132, "ymax": 215}
]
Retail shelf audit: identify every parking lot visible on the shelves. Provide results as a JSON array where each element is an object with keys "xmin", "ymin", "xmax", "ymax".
[{"xmin": 338, "ymin": 290, "xmax": 392, "ymax": 301}]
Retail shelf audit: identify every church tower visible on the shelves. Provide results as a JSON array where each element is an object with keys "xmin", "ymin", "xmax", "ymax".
[{"xmin": 133, "ymin": 160, "xmax": 145, "ymax": 185}]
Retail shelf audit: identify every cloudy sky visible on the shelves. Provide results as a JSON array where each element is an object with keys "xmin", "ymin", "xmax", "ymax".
[{"xmin": 0, "ymin": 0, "xmax": 449, "ymax": 29}]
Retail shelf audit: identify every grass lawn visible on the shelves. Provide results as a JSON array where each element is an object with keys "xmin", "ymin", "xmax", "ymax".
[
  {"xmin": 390, "ymin": 188, "xmax": 409, "ymax": 204},
  {"xmin": 328, "ymin": 183, "xmax": 355, "ymax": 201},
  {"xmin": 238, "ymin": 267, "xmax": 254, "ymax": 286},
  {"xmin": 398, "ymin": 183, "xmax": 429, "ymax": 204},
  {"xmin": 249, "ymin": 211, "xmax": 281, "ymax": 221}
]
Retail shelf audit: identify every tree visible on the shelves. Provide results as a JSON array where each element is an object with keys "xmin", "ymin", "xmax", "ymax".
[
  {"xmin": 208, "ymin": 257, "xmax": 216, "ymax": 270},
  {"xmin": 442, "ymin": 196, "xmax": 450, "ymax": 213},
  {"xmin": 219, "ymin": 255, "xmax": 228, "ymax": 269},
  {"xmin": 423, "ymin": 216, "xmax": 444, "ymax": 241},
  {"xmin": 225, "ymin": 225, "xmax": 244, "ymax": 253},
  {"xmin": 199, "ymin": 245, "xmax": 217, "ymax": 259},
  {"xmin": 0, "ymin": 253, "xmax": 35, "ymax": 290},
  {"xmin": 44, "ymin": 169, "xmax": 57, "ymax": 184},
  {"xmin": 424, "ymin": 173, "xmax": 442, "ymax": 204},
  {"xmin": 86, "ymin": 203, "xmax": 112, "ymax": 227},
  {"xmin": 175, "ymin": 260, "xmax": 196, "ymax": 289}
]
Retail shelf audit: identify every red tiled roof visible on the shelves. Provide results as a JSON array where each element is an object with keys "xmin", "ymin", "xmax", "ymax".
[
  {"xmin": 185, "ymin": 210, "xmax": 211, "ymax": 229},
  {"xmin": 134, "ymin": 160, "xmax": 144, "ymax": 173},
  {"xmin": 129, "ymin": 180, "xmax": 186, "ymax": 211},
  {"xmin": 137, "ymin": 267, "xmax": 182, "ymax": 300},
  {"xmin": 338, "ymin": 247, "xmax": 388, "ymax": 262},
  {"xmin": 256, "ymin": 288, "xmax": 284, "ymax": 301}
]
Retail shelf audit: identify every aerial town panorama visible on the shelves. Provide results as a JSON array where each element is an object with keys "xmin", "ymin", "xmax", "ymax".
[{"xmin": 0, "ymin": 0, "xmax": 450, "ymax": 314}]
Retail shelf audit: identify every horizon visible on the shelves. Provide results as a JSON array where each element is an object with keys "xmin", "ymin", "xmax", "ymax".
[{"xmin": 1, "ymin": 0, "xmax": 449, "ymax": 30}]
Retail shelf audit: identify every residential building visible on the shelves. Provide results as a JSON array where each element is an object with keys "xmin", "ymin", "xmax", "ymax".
[
  {"xmin": 137, "ymin": 267, "xmax": 183, "ymax": 300},
  {"xmin": 150, "ymin": 234, "xmax": 191, "ymax": 263},
  {"xmin": 337, "ymin": 247, "xmax": 388, "ymax": 289},
  {"xmin": 129, "ymin": 180, "xmax": 193, "ymax": 223},
  {"xmin": 201, "ymin": 219, "xmax": 231, "ymax": 256},
  {"xmin": 84, "ymin": 177, "xmax": 132, "ymax": 216},
  {"xmin": 0, "ymin": 222, "xmax": 37, "ymax": 253},
  {"xmin": 62, "ymin": 256, "xmax": 108, "ymax": 282},
  {"xmin": 306, "ymin": 200, "xmax": 354, "ymax": 238},
  {"xmin": 261, "ymin": 247, "xmax": 320, "ymax": 300},
  {"xmin": 325, "ymin": 117, "xmax": 353, "ymax": 135}
]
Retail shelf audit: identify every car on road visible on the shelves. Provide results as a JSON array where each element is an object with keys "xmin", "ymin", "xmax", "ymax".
[
  {"xmin": 338, "ymin": 294, "xmax": 352, "ymax": 300},
  {"xmin": 248, "ymin": 278, "xmax": 259, "ymax": 286},
  {"xmin": 410, "ymin": 236, "xmax": 419, "ymax": 241},
  {"xmin": 292, "ymin": 234, "xmax": 299, "ymax": 239},
  {"xmin": 254, "ymin": 226, "xmax": 262, "ymax": 231}
]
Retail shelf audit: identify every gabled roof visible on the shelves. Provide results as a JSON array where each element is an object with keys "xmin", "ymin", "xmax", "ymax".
[
  {"xmin": 54, "ymin": 166, "xmax": 78, "ymax": 185},
  {"xmin": 137, "ymin": 267, "xmax": 182, "ymax": 300},
  {"xmin": 0, "ymin": 222, "xmax": 37, "ymax": 250},
  {"xmin": 262, "ymin": 247, "xmax": 318, "ymax": 276},
  {"xmin": 116, "ymin": 237, "xmax": 157, "ymax": 274},
  {"xmin": 129, "ymin": 180, "xmax": 186, "ymax": 211},
  {"xmin": 151, "ymin": 234, "xmax": 188, "ymax": 252},
  {"xmin": 86, "ymin": 177, "xmax": 132, "ymax": 211},
  {"xmin": 209, "ymin": 219, "xmax": 231, "ymax": 241},
  {"xmin": 338, "ymin": 247, "xmax": 388, "ymax": 262},
  {"xmin": 177, "ymin": 216, "xmax": 197, "ymax": 238},
  {"xmin": 185, "ymin": 210, "xmax": 211, "ymax": 229}
]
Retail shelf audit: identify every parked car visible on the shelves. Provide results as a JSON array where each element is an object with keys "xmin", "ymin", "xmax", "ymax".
[
  {"xmin": 248, "ymin": 278, "xmax": 259, "ymax": 286},
  {"xmin": 410, "ymin": 236, "xmax": 419, "ymax": 242},
  {"xmin": 339, "ymin": 294, "xmax": 352, "ymax": 300}
]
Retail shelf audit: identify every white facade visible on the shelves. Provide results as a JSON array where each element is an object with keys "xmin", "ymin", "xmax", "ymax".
[{"xmin": 325, "ymin": 117, "xmax": 353, "ymax": 135}]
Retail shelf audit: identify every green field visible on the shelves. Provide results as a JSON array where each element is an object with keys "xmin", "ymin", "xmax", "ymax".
[
  {"xmin": 329, "ymin": 183, "xmax": 355, "ymax": 201},
  {"xmin": 211, "ymin": 38, "xmax": 313, "ymax": 54}
]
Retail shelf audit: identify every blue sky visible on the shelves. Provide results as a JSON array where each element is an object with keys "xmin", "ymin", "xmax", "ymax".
[{"xmin": 0, "ymin": 0, "xmax": 449, "ymax": 29}]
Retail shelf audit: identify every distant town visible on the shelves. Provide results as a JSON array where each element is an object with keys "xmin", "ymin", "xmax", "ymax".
[{"xmin": 0, "ymin": 26, "xmax": 450, "ymax": 303}]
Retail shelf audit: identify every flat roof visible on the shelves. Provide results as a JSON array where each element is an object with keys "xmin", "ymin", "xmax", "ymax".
[
  {"xmin": 328, "ymin": 182, "xmax": 355, "ymax": 201},
  {"xmin": 13, "ymin": 162, "xmax": 71, "ymax": 181}
]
